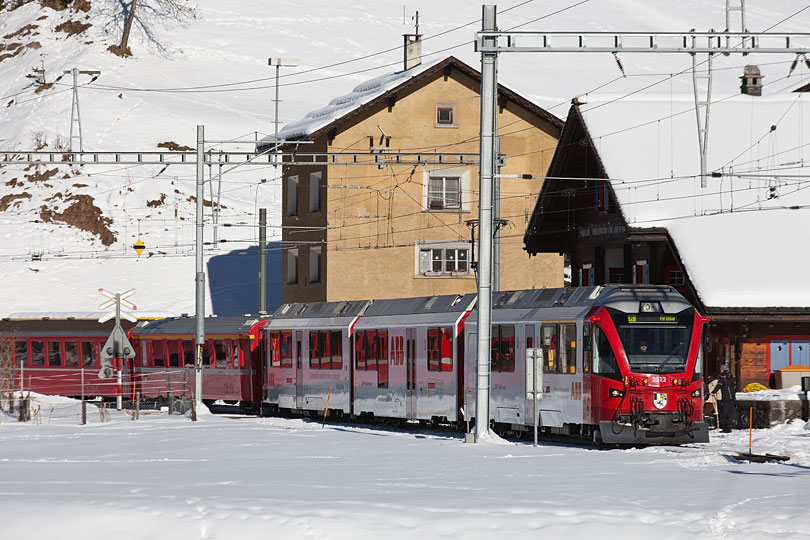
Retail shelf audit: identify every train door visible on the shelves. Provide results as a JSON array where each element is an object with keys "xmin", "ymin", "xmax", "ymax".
[
  {"xmin": 524, "ymin": 324, "xmax": 537, "ymax": 427},
  {"xmin": 295, "ymin": 331, "xmax": 303, "ymax": 409},
  {"xmin": 464, "ymin": 332, "xmax": 477, "ymax": 424},
  {"xmin": 538, "ymin": 324, "xmax": 564, "ymax": 427},
  {"xmin": 406, "ymin": 328, "xmax": 417, "ymax": 419}
]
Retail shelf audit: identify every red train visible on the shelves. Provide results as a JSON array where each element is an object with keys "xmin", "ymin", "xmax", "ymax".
[
  {"xmin": 0, "ymin": 315, "xmax": 137, "ymax": 398},
  {"xmin": 129, "ymin": 315, "xmax": 269, "ymax": 410},
  {"xmin": 1, "ymin": 285, "xmax": 709, "ymax": 445},
  {"xmin": 263, "ymin": 285, "xmax": 709, "ymax": 445},
  {"xmin": 0, "ymin": 314, "xmax": 269, "ymax": 412}
]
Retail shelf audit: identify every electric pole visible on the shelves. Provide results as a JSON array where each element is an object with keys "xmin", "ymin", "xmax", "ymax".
[
  {"xmin": 64, "ymin": 68, "xmax": 100, "ymax": 152},
  {"xmin": 474, "ymin": 4, "xmax": 497, "ymax": 441}
]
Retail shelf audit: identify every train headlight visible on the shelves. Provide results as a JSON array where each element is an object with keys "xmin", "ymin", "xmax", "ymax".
[
  {"xmin": 609, "ymin": 388, "xmax": 625, "ymax": 398},
  {"xmin": 690, "ymin": 389, "xmax": 701, "ymax": 398}
]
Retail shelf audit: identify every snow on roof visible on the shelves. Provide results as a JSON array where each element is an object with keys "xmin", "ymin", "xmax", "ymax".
[
  {"xmin": 579, "ymin": 92, "xmax": 810, "ymax": 308},
  {"xmin": 266, "ymin": 58, "xmax": 445, "ymax": 142},
  {"xmin": 6, "ymin": 311, "xmax": 173, "ymax": 320}
]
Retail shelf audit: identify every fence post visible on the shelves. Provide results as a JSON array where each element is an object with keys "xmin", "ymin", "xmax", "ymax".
[{"xmin": 81, "ymin": 367, "xmax": 86, "ymax": 425}]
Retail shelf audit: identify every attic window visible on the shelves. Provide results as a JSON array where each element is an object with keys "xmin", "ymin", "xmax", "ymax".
[{"xmin": 436, "ymin": 103, "xmax": 456, "ymax": 127}]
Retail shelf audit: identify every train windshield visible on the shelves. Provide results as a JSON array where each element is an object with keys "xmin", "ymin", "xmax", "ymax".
[{"xmin": 607, "ymin": 307, "xmax": 694, "ymax": 374}]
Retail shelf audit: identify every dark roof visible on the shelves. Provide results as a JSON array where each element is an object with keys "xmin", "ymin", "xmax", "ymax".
[
  {"xmin": 131, "ymin": 316, "xmax": 265, "ymax": 337},
  {"xmin": 0, "ymin": 318, "xmax": 135, "ymax": 338},
  {"xmin": 362, "ymin": 293, "xmax": 476, "ymax": 317},
  {"xmin": 272, "ymin": 300, "xmax": 369, "ymax": 320}
]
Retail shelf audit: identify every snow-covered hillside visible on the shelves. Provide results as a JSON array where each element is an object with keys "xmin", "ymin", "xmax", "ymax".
[{"xmin": 0, "ymin": 0, "xmax": 808, "ymax": 315}]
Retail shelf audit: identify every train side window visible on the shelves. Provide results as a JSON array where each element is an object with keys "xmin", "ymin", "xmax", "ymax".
[
  {"xmin": 500, "ymin": 325, "xmax": 515, "ymax": 372},
  {"xmin": 15, "ymin": 341, "xmax": 28, "ymax": 366},
  {"xmin": 541, "ymin": 324, "xmax": 557, "ymax": 373},
  {"xmin": 559, "ymin": 324, "xmax": 577, "ymax": 374},
  {"xmin": 31, "ymin": 341, "xmax": 45, "ymax": 366},
  {"xmin": 440, "ymin": 328, "xmax": 453, "ymax": 371},
  {"xmin": 377, "ymin": 330, "xmax": 388, "ymax": 388},
  {"xmin": 151, "ymin": 342, "xmax": 165, "ymax": 367},
  {"xmin": 232, "ymin": 341, "xmax": 240, "ymax": 368},
  {"xmin": 81, "ymin": 341, "xmax": 95, "ymax": 367},
  {"xmin": 593, "ymin": 327, "xmax": 621, "ymax": 380},
  {"xmin": 65, "ymin": 341, "xmax": 79, "ymax": 367},
  {"xmin": 367, "ymin": 330, "xmax": 379, "ymax": 371},
  {"xmin": 582, "ymin": 324, "xmax": 592, "ymax": 373},
  {"xmin": 309, "ymin": 331, "xmax": 321, "ymax": 369},
  {"xmin": 183, "ymin": 340, "xmax": 194, "ymax": 366},
  {"xmin": 427, "ymin": 328, "xmax": 440, "ymax": 371},
  {"xmin": 330, "ymin": 331, "xmax": 342, "ymax": 369},
  {"xmin": 280, "ymin": 332, "xmax": 292, "ymax": 368},
  {"xmin": 355, "ymin": 330, "xmax": 367, "ymax": 370},
  {"xmin": 202, "ymin": 343, "xmax": 211, "ymax": 367},
  {"xmin": 168, "ymin": 341, "xmax": 181, "ymax": 368},
  {"xmin": 489, "ymin": 325, "xmax": 515, "ymax": 372},
  {"xmin": 48, "ymin": 341, "xmax": 62, "ymax": 367},
  {"xmin": 214, "ymin": 342, "xmax": 227, "ymax": 368},
  {"xmin": 270, "ymin": 332, "xmax": 281, "ymax": 367}
]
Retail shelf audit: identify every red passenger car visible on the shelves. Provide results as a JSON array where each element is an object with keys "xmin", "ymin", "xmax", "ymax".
[
  {"xmin": 130, "ymin": 315, "xmax": 269, "ymax": 411},
  {"xmin": 0, "ymin": 314, "xmax": 137, "ymax": 398}
]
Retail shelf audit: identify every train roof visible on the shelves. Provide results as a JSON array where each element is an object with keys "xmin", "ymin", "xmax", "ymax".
[
  {"xmin": 472, "ymin": 285, "xmax": 694, "ymax": 324},
  {"xmin": 355, "ymin": 293, "xmax": 477, "ymax": 331},
  {"xmin": 131, "ymin": 315, "xmax": 267, "ymax": 337},
  {"xmin": 267, "ymin": 299, "xmax": 371, "ymax": 330},
  {"xmin": 0, "ymin": 317, "xmax": 135, "ymax": 338}
]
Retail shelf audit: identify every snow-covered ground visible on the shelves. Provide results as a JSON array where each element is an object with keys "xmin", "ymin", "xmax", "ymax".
[{"xmin": 2, "ymin": 393, "xmax": 810, "ymax": 539}]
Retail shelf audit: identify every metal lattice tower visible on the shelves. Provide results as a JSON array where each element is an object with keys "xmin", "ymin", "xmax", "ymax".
[{"xmin": 64, "ymin": 68, "xmax": 101, "ymax": 153}]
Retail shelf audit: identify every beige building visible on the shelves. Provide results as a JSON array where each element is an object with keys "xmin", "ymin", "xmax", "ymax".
[{"xmin": 275, "ymin": 54, "xmax": 563, "ymax": 303}]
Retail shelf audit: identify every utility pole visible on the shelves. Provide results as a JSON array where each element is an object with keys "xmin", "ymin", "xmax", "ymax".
[
  {"xmin": 64, "ymin": 68, "xmax": 100, "ymax": 152},
  {"xmin": 475, "ymin": 8, "xmax": 810, "ymax": 443},
  {"xmin": 474, "ymin": 4, "xmax": 497, "ymax": 442},
  {"xmin": 259, "ymin": 208, "xmax": 267, "ymax": 314},
  {"xmin": 268, "ymin": 57, "xmax": 299, "ymax": 142},
  {"xmin": 194, "ymin": 125, "xmax": 205, "ymax": 409}
]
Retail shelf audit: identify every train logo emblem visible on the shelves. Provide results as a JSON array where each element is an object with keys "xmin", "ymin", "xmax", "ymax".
[{"xmin": 653, "ymin": 392, "xmax": 668, "ymax": 409}]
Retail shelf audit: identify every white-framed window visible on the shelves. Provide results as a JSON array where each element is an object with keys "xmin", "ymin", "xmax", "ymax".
[
  {"xmin": 286, "ymin": 248, "xmax": 298, "ymax": 285},
  {"xmin": 436, "ymin": 103, "xmax": 457, "ymax": 127},
  {"xmin": 428, "ymin": 175, "xmax": 460, "ymax": 210},
  {"xmin": 309, "ymin": 172, "xmax": 321, "ymax": 213},
  {"xmin": 416, "ymin": 243, "xmax": 471, "ymax": 277},
  {"xmin": 422, "ymin": 169, "xmax": 470, "ymax": 212},
  {"xmin": 309, "ymin": 246, "xmax": 321, "ymax": 284},
  {"xmin": 287, "ymin": 175, "xmax": 299, "ymax": 217}
]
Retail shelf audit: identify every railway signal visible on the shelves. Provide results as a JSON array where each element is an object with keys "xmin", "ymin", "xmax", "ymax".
[{"xmin": 98, "ymin": 288, "xmax": 137, "ymax": 382}]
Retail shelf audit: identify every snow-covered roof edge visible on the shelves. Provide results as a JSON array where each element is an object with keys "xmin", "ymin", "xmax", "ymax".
[{"xmin": 260, "ymin": 56, "xmax": 562, "ymax": 147}]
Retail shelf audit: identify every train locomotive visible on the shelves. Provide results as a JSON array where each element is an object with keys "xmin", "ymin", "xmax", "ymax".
[{"xmin": 263, "ymin": 285, "xmax": 709, "ymax": 445}]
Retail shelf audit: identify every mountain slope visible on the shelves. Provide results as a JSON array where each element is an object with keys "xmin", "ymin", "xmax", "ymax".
[{"xmin": 0, "ymin": 0, "xmax": 808, "ymax": 315}]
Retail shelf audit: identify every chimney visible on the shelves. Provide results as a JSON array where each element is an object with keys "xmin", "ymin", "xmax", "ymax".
[
  {"xmin": 741, "ymin": 65, "xmax": 764, "ymax": 96},
  {"xmin": 403, "ymin": 11, "xmax": 422, "ymax": 71}
]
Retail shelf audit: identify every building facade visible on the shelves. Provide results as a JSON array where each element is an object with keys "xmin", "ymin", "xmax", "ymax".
[
  {"xmin": 275, "ymin": 56, "xmax": 563, "ymax": 304},
  {"xmin": 524, "ymin": 97, "xmax": 810, "ymax": 389}
]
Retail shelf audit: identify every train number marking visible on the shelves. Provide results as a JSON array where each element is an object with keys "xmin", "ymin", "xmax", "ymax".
[{"xmin": 569, "ymin": 381, "xmax": 582, "ymax": 400}]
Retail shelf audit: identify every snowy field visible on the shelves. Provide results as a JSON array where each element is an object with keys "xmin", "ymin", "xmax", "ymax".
[{"xmin": 2, "ymin": 394, "xmax": 810, "ymax": 540}]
